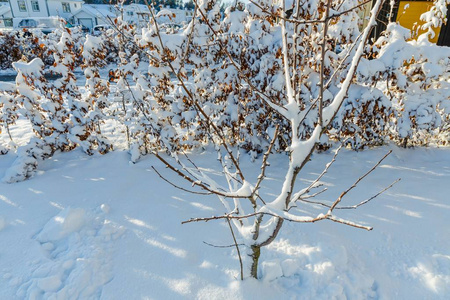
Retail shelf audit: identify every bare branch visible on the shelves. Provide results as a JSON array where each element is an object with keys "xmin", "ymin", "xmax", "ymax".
[
  {"xmin": 182, "ymin": 210, "xmax": 371, "ymax": 231},
  {"xmin": 295, "ymin": 188, "xmax": 329, "ymax": 209},
  {"xmin": 177, "ymin": 4, "xmax": 198, "ymax": 77},
  {"xmin": 337, "ymin": 178, "xmax": 401, "ymax": 209},
  {"xmin": 203, "ymin": 241, "xmax": 245, "ymax": 248},
  {"xmin": 300, "ymin": 187, "xmax": 328, "ymax": 199},
  {"xmin": 144, "ymin": 0, "xmax": 247, "ymax": 183},
  {"xmin": 151, "ymin": 166, "xmax": 213, "ymax": 195},
  {"xmin": 226, "ymin": 217, "xmax": 244, "ymax": 280},
  {"xmin": 322, "ymin": 0, "xmax": 385, "ymax": 126},
  {"xmin": 326, "ymin": 215, "xmax": 372, "ymax": 230},
  {"xmin": 329, "ymin": 150, "xmax": 392, "ymax": 212},
  {"xmin": 292, "ymin": 143, "xmax": 344, "ymax": 202},
  {"xmin": 328, "ymin": 0, "xmax": 372, "ymax": 20},
  {"xmin": 152, "ymin": 152, "xmax": 248, "ymax": 199},
  {"xmin": 215, "ymin": 146, "xmax": 243, "ymax": 189},
  {"xmin": 192, "ymin": 0, "xmax": 290, "ymax": 120},
  {"xmin": 318, "ymin": 0, "xmax": 332, "ymax": 127},
  {"xmin": 248, "ymin": 0, "xmax": 371, "ymax": 25},
  {"xmin": 324, "ymin": 31, "xmax": 364, "ymax": 90},
  {"xmin": 298, "ymin": 177, "xmax": 398, "ymax": 210},
  {"xmin": 180, "ymin": 149, "xmax": 202, "ymax": 171},
  {"xmin": 251, "ymin": 125, "xmax": 280, "ymax": 202}
]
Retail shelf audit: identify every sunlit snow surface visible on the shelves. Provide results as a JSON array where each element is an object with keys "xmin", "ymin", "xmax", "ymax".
[{"xmin": 0, "ymin": 121, "xmax": 449, "ymax": 299}]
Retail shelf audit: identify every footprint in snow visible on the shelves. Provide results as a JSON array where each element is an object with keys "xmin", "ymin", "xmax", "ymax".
[{"xmin": 16, "ymin": 206, "xmax": 125, "ymax": 299}]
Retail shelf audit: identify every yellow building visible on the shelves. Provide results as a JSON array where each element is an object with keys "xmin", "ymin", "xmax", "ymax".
[
  {"xmin": 359, "ymin": 0, "xmax": 449, "ymax": 46},
  {"xmin": 396, "ymin": 1, "xmax": 443, "ymax": 43}
]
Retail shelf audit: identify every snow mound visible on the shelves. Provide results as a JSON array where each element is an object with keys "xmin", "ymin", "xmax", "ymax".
[
  {"xmin": 16, "ymin": 207, "xmax": 125, "ymax": 299},
  {"xmin": 409, "ymin": 254, "xmax": 450, "ymax": 294},
  {"xmin": 35, "ymin": 208, "xmax": 87, "ymax": 242},
  {"xmin": 261, "ymin": 260, "xmax": 283, "ymax": 282},
  {"xmin": 266, "ymin": 238, "xmax": 377, "ymax": 299}
]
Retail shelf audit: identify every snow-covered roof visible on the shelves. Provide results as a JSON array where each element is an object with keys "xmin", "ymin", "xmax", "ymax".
[
  {"xmin": 126, "ymin": 4, "xmax": 150, "ymax": 14},
  {"xmin": 155, "ymin": 7, "xmax": 191, "ymax": 24},
  {"xmin": 73, "ymin": 4, "xmax": 152, "ymax": 21},
  {"xmin": 0, "ymin": 4, "xmax": 11, "ymax": 17},
  {"xmin": 74, "ymin": 4, "xmax": 117, "ymax": 19}
]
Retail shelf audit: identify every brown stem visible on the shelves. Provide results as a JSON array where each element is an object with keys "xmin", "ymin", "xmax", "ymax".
[
  {"xmin": 226, "ymin": 217, "xmax": 244, "ymax": 280},
  {"xmin": 145, "ymin": 0, "xmax": 246, "ymax": 183},
  {"xmin": 251, "ymin": 125, "xmax": 280, "ymax": 203},
  {"xmin": 319, "ymin": 0, "xmax": 332, "ymax": 127},
  {"xmin": 329, "ymin": 150, "xmax": 392, "ymax": 212},
  {"xmin": 250, "ymin": 245, "xmax": 260, "ymax": 279}
]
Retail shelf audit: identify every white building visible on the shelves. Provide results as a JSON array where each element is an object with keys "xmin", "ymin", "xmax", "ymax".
[
  {"xmin": 0, "ymin": 3, "xmax": 13, "ymax": 28},
  {"xmin": 72, "ymin": 4, "xmax": 116, "ymax": 29},
  {"xmin": 72, "ymin": 4, "xmax": 151, "ymax": 29},
  {"xmin": 123, "ymin": 4, "xmax": 150, "ymax": 26},
  {"xmin": 7, "ymin": 0, "xmax": 83, "ymax": 19},
  {"xmin": 155, "ymin": 7, "xmax": 193, "ymax": 25}
]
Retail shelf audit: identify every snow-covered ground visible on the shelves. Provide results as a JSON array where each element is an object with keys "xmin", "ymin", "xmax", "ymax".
[{"xmin": 0, "ymin": 121, "xmax": 449, "ymax": 299}]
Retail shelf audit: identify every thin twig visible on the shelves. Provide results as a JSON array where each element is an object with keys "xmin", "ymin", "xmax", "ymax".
[
  {"xmin": 251, "ymin": 125, "xmax": 280, "ymax": 203},
  {"xmin": 329, "ymin": 150, "xmax": 392, "ymax": 212},
  {"xmin": 182, "ymin": 211, "xmax": 372, "ymax": 231},
  {"xmin": 146, "ymin": 0, "xmax": 247, "ymax": 183},
  {"xmin": 318, "ymin": 0, "xmax": 332, "ymax": 127},
  {"xmin": 153, "ymin": 152, "xmax": 248, "ymax": 198},
  {"xmin": 192, "ymin": 0, "xmax": 290, "ymax": 120},
  {"xmin": 177, "ymin": 4, "xmax": 198, "ymax": 77},
  {"xmin": 337, "ymin": 178, "xmax": 401, "ymax": 209},
  {"xmin": 329, "ymin": 0, "xmax": 372, "ymax": 20},
  {"xmin": 152, "ymin": 166, "xmax": 213, "ymax": 195},
  {"xmin": 248, "ymin": 0, "xmax": 371, "ymax": 25},
  {"xmin": 298, "ymin": 177, "xmax": 399, "ymax": 210},
  {"xmin": 324, "ymin": 31, "xmax": 364, "ymax": 90},
  {"xmin": 226, "ymin": 217, "xmax": 244, "ymax": 281},
  {"xmin": 299, "ymin": 187, "xmax": 328, "ymax": 200},
  {"xmin": 292, "ymin": 143, "xmax": 344, "ymax": 202},
  {"xmin": 203, "ymin": 241, "xmax": 245, "ymax": 248}
]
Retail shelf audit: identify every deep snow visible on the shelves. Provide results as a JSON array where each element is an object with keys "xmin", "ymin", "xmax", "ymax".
[{"xmin": 0, "ymin": 121, "xmax": 449, "ymax": 299}]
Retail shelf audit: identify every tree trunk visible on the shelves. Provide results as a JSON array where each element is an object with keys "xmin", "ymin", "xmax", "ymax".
[{"xmin": 250, "ymin": 245, "xmax": 261, "ymax": 279}]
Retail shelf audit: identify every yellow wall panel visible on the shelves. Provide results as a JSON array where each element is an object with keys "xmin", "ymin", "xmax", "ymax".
[{"xmin": 396, "ymin": 1, "xmax": 442, "ymax": 43}]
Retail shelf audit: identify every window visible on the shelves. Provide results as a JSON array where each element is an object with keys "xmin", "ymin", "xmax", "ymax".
[
  {"xmin": 18, "ymin": 0, "xmax": 27, "ymax": 12},
  {"xmin": 4, "ymin": 18, "xmax": 13, "ymax": 27},
  {"xmin": 127, "ymin": 11, "xmax": 134, "ymax": 16},
  {"xmin": 62, "ymin": 3, "xmax": 71, "ymax": 13},
  {"xmin": 31, "ymin": 1, "xmax": 40, "ymax": 12},
  {"xmin": 18, "ymin": 19, "xmax": 38, "ymax": 28}
]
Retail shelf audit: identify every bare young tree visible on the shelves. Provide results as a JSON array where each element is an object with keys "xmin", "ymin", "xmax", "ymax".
[{"xmin": 133, "ymin": 0, "xmax": 404, "ymax": 280}]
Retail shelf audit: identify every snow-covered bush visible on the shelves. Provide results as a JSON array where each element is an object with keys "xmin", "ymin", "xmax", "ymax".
[
  {"xmin": 360, "ymin": 22, "xmax": 450, "ymax": 147},
  {"xmin": 53, "ymin": 29, "xmax": 112, "ymax": 155},
  {"xmin": 330, "ymin": 85, "xmax": 393, "ymax": 150},
  {"xmin": 0, "ymin": 27, "xmax": 88, "ymax": 71},
  {"xmin": 111, "ymin": 15, "xmax": 158, "ymax": 162},
  {"xmin": 81, "ymin": 35, "xmax": 114, "ymax": 154},
  {"xmin": 2, "ymin": 58, "xmax": 65, "ymax": 182},
  {"xmin": 2, "ymin": 29, "xmax": 112, "ymax": 182},
  {"xmin": 0, "ymin": 82, "xmax": 18, "ymax": 152},
  {"xmin": 0, "ymin": 32, "xmax": 23, "ymax": 70}
]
